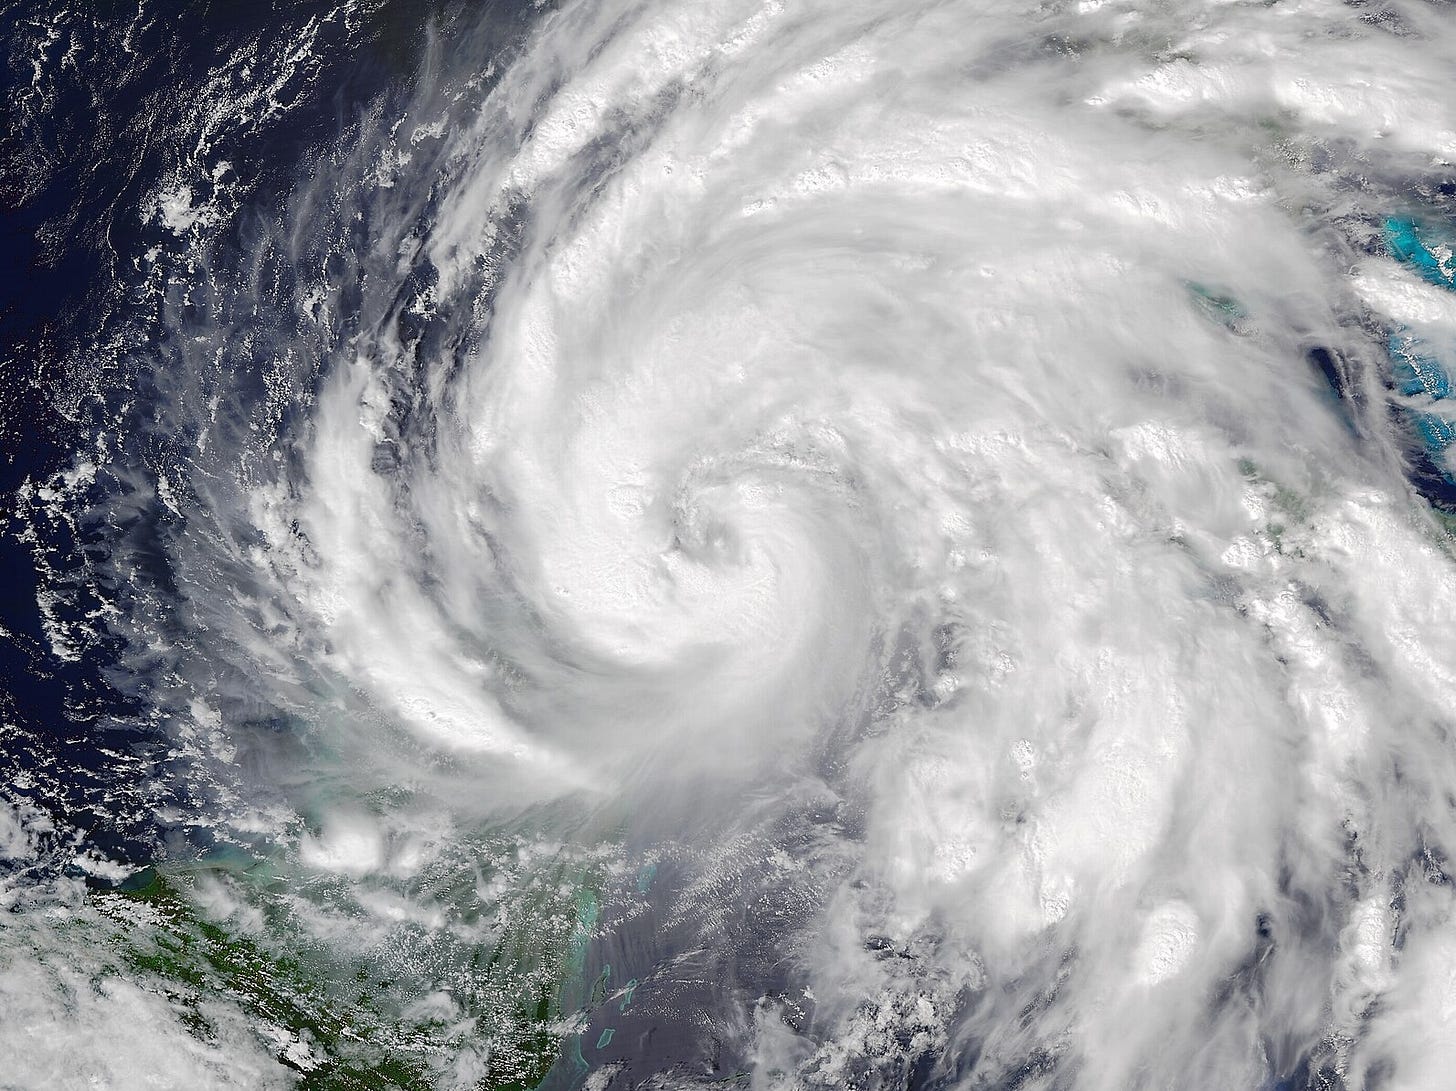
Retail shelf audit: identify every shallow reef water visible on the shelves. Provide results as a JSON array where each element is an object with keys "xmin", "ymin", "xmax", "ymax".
[{"xmin": 6, "ymin": 2, "xmax": 1456, "ymax": 1089}]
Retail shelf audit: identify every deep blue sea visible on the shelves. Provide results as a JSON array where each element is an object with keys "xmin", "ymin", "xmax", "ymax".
[{"xmin": 6, "ymin": 2, "xmax": 1456, "ymax": 1088}]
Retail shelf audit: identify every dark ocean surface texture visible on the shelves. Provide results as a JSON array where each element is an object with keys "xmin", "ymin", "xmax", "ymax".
[{"xmin": 4, "ymin": 2, "xmax": 1456, "ymax": 1088}]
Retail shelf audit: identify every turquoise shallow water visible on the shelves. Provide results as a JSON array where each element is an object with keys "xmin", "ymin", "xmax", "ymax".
[
  {"xmin": 9, "ymin": 2, "xmax": 1456, "ymax": 1089},
  {"xmin": 1383, "ymin": 218, "xmax": 1456, "ymax": 486}
]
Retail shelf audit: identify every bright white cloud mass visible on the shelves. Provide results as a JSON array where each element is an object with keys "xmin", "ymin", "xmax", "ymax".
[{"xmin": 6, "ymin": 0, "xmax": 1456, "ymax": 1088}]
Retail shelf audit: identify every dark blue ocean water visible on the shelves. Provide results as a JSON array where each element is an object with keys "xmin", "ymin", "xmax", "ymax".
[
  {"xmin": 4, "ymin": 4, "xmax": 1456, "ymax": 1089},
  {"xmin": 0, "ymin": 0, "xmax": 471, "ymax": 874}
]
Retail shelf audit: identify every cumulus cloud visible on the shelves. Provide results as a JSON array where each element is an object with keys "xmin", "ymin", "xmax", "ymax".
[{"xmin": 14, "ymin": 0, "xmax": 1456, "ymax": 1085}]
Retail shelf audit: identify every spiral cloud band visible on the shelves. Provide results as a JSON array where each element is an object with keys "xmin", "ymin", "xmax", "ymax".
[{"xmin": 7, "ymin": 0, "xmax": 1456, "ymax": 1087}]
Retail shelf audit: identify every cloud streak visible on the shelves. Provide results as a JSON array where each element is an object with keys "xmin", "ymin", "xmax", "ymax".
[{"xmin": 11, "ymin": 0, "xmax": 1456, "ymax": 1086}]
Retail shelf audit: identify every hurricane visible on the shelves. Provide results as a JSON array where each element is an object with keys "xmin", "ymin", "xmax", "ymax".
[{"xmin": 5, "ymin": 0, "xmax": 1456, "ymax": 1088}]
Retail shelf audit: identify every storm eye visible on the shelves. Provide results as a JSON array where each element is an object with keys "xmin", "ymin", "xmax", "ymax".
[{"xmin": 10, "ymin": 0, "xmax": 1456, "ymax": 1087}]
